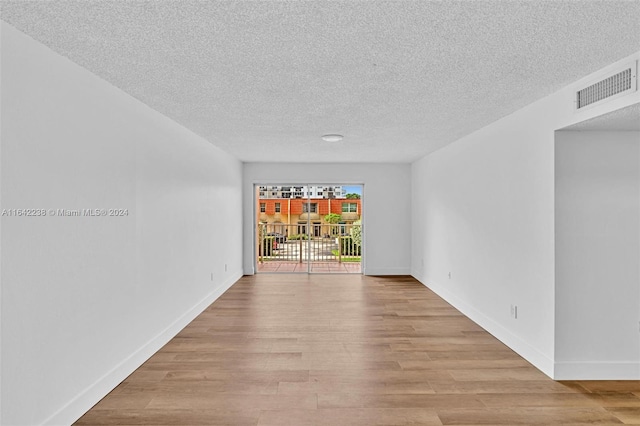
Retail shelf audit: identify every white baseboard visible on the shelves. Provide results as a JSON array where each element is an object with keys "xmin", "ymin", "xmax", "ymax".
[
  {"xmin": 411, "ymin": 273, "xmax": 555, "ymax": 378},
  {"xmin": 44, "ymin": 270, "xmax": 243, "ymax": 426},
  {"xmin": 244, "ymin": 266, "xmax": 410, "ymax": 276},
  {"xmin": 554, "ymin": 361, "xmax": 640, "ymax": 380},
  {"xmin": 365, "ymin": 267, "xmax": 411, "ymax": 276}
]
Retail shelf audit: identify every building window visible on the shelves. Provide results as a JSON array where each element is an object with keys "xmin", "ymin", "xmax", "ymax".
[
  {"xmin": 260, "ymin": 203, "xmax": 266, "ymax": 213},
  {"xmin": 275, "ymin": 203, "xmax": 281, "ymax": 213},
  {"xmin": 342, "ymin": 202, "xmax": 357, "ymax": 213},
  {"xmin": 303, "ymin": 203, "xmax": 317, "ymax": 213}
]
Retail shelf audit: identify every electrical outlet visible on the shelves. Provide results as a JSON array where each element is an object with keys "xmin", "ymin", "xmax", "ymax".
[
  {"xmin": 211, "ymin": 272, "xmax": 214, "ymax": 281},
  {"xmin": 448, "ymin": 271, "xmax": 451, "ymax": 279},
  {"xmin": 224, "ymin": 263, "xmax": 228, "ymax": 272},
  {"xmin": 510, "ymin": 305, "xmax": 518, "ymax": 319}
]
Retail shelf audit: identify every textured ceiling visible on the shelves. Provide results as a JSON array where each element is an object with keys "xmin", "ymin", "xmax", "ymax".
[{"xmin": 2, "ymin": 1, "xmax": 639, "ymax": 163}]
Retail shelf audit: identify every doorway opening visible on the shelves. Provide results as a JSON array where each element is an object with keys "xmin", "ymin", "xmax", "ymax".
[{"xmin": 255, "ymin": 184, "xmax": 363, "ymax": 274}]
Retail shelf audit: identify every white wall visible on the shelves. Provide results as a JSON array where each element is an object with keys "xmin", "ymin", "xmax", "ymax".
[
  {"xmin": 243, "ymin": 163, "xmax": 411, "ymax": 275},
  {"xmin": 1, "ymin": 23, "xmax": 243, "ymax": 425},
  {"xmin": 555, "ymin": 130, "xmax": 640, "ymax": 379},
  {"xmin": 411, "ymin": 52, "xmax": 640, "ymax": 379}
]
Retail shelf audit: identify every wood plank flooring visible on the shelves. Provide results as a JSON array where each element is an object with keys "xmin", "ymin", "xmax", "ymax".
[{"xmin": 75, "ymin": 275, "xmax": 640, "ymax": 425}]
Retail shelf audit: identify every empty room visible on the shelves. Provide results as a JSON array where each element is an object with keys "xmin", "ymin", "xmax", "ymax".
[{"xmin": 1, "ymin": 1, "xmax": 639, "ymax": 425}]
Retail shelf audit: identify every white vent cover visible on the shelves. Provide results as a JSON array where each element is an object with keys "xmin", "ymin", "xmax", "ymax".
[{"xmin": 576, "ymin": 61, "xmax": 637, "ymax": 111}]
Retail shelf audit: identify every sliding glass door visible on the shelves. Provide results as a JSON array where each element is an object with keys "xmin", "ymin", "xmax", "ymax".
[{"xmin": 255, "ymin": 184, "xmax": 362, "ymax": 274}]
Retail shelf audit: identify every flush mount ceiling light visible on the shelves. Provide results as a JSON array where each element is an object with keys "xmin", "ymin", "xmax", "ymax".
[{"xmin": 321, "ymin": 134, "xmax": 344, "ymax": 142}]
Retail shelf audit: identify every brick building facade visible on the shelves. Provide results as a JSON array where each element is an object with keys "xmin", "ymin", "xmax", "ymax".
[{"xmin": 258, "ymin": 198, "xmax": 361, "ymax": 237}]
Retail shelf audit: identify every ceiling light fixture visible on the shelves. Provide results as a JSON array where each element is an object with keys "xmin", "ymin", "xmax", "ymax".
[{"xmin": 321, "ymin": 134, "xmax": 344, "ymax": 142}]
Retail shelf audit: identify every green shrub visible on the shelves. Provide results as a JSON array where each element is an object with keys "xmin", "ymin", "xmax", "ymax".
[
  {"xmin": 350, "ymin": 221, "xmax": 362, "ymax": 247},
  {"xmin": 340, "ymin": 236, "xmax": 361, "ymax": 256},
  {"xmin": 324, "ymin": 213, "xmax": 342, "ymax": 223},
  {"xmin": 288, "ymin": 234, "xmax": 309, "ymax": 240}
]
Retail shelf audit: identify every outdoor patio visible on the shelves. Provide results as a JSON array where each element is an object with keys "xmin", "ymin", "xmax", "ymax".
[{"xmin": 256, "ymin": 261, "xmax": 361, "ymax": 274}]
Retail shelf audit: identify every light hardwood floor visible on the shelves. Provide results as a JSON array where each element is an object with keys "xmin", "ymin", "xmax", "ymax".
[{"xmin": 75, "ymin": 275, "xmax": 640, "ymax": 425}]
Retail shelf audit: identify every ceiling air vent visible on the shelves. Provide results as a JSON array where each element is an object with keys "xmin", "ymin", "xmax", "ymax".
[{"xmin": 576, "ymin": 62, "xmax": 637, "ymax": 110}]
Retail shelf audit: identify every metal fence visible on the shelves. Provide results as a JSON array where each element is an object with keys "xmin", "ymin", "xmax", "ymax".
[{"xmin": 257, "ymin": 223, "xmax": 361, "ymax": 264}]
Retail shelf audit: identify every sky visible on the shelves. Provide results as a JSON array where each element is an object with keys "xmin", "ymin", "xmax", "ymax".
[{"xmin": 342, "ymin": 185, "xmax": 362, "ymax": 196}]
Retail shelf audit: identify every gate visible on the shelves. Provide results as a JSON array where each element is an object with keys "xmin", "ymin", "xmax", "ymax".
[{"xmin": 256, "ymin": 223, "xmax": 361, "ymax": 273}]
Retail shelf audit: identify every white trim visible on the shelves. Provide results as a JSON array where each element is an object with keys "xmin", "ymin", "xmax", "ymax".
[
  {"xmin": 43, "ymin": 271, "xmax": 243, "ymax": 426},
  {"xmin": 554, "ymin": 361, "xmax": 640, "ymax": 380},
  {"xmin": 367, "ymin": 267, "xmax": 411, "ymax": 276}
]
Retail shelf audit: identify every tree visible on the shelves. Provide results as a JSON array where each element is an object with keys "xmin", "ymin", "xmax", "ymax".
[
  {"xmin": 350, "ymin": 220, "xmax": 362, "ymax": 247},
  {"xmin": 345, "ymin": 193, "xmax": 361, "ymax": 199},
  {"xmin": 324, "ymin": 213, "xmax": 342, "ymax": 224},
  {"xmin": 324, "ymin": 213, "xmax": 342, "ymax": 236}
]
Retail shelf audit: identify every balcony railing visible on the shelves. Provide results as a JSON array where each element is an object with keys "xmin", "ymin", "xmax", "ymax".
[{"xmin": 257, "ymin": 223, "xmax": 361, "ymax": 265}]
